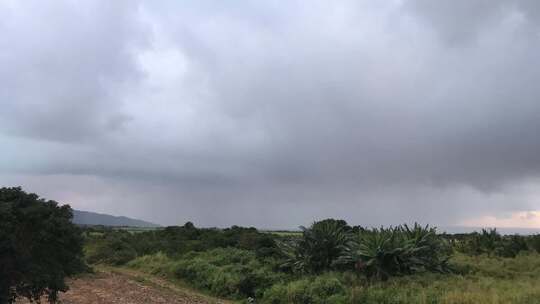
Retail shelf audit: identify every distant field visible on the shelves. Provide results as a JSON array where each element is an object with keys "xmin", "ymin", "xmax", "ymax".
[
  {"xmin": 114, "ymin": 226, "xmax": 163, "ymax": 233},
  {"xmin": 82, "ymin": 226, "xmax": 162, "ymax": 235},
  {"xmin": 262, "ymin": 230, "xmax": 302, "ymax": 236}
]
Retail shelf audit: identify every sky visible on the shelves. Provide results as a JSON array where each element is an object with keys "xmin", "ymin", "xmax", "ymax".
[{"xmin": 1, "ymin": 0, "xmax": 540, "ymax": 228}]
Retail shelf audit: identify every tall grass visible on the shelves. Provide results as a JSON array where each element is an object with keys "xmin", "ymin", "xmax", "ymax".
[
  {"xmin": 263, "ymin": 253, "xmax": 540, "ymax": 304},
  {"xmin": 126, "ymin": 251, "xmax": 174, "ymax": 275},
  {"xmin": 129, "ymin": 248, "xmax": 286, "ymax": 299},
  {"xmin": 128, "ymin": 251, "xmax": 540, "ymax": 303}
]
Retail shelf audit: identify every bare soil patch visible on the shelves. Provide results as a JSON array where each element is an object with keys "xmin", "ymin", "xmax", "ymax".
[{"xmin": 17, "ymin": 268, "xmax": 229, "ymax": 304}]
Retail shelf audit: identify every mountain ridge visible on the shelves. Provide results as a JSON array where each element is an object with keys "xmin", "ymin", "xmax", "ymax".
[{"xmin": 72, "ymin": 209, "xmax": 160, "ymax": 227}]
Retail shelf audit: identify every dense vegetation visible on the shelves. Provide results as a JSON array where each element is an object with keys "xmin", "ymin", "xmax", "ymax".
[
  {"xmin": 84, "ymin": 219, "xmax": 540, "ymax": 303},
  {"xmin": 84, "ymin": 222, "xmax": 279, "ymax": 265},
  {"xmin": 0, "ymin": 187, "xmax": 85, "ymax": 303},
  {"xmin": 5, "ymin": 187, "xmax": 540, "ymax": 303}
]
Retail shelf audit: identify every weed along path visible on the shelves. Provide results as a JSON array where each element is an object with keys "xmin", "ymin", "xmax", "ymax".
[{"xmin": 18, "ymin": 267, "xmax": 230, "ymax": 304}]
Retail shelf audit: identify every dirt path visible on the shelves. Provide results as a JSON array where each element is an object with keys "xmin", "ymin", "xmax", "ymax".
[{"xmin": 18, "ymin": 268, "xmax": 230, "ymax": 304}]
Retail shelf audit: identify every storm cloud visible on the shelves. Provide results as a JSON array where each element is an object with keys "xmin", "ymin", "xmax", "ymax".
[{"xmin": 2, "ymin": 0, "xmax": 540, "ymax": 228}]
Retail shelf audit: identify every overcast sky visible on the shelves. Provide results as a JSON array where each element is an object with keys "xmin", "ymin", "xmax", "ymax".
[{"xmin": 2, "ymin": 0, "xmax": 540, "ymax": 228}]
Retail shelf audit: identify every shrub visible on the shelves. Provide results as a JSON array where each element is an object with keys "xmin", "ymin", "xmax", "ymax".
[
  {"xmin": 262, "ymin": 273, "xmax": 347, "ymax": 304},
  {"xmin": 498, "ymin": 235, "xmax": 529, "ymax": 258},
  {"xmin": 83, "ymin": 222, "xmax": 280, "ymax": 263},
  {"xmin": 85, "ymin": 231, "xmax": 137, "ymax": 265},
  {"xmin": 528, "ymin": 234, "xmax": 540, "ymax": 253},
  {"xmin": 458, "ymin": 229, "xmax": 529, "ymax": 258},
  {"xmin": 280, "ymin": 219, "xmax": 351, "ymax": 273},
  {"xmin": 0, "ymin": 187, "xmax": 85, "ymax": 303},
  {"xmin": 127, "ymin": 252, "xmax": 173, "ymax": 275},
  {"xmin": 460, "ymin": 229, "xmax": 501, "ymax": 256},
  {"xmin": 337, "ymin": 224, "xmax": 451, "ymax": 280},
  {"xmin": 171, "ymin": 248, "xmax": 286, "ymax": 299}
]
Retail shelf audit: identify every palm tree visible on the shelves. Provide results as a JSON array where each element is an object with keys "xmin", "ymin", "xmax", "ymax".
[
  {"xmin": 280, "ymin": 219, "xmax": 351, "ymax": 273},
  {"xmin": 338, "ymin": 227, "xmax": 404, "ymax": 280},
  {"xmin": 337, "ymin": 224, "xmax": 451, "ymax": 280}
]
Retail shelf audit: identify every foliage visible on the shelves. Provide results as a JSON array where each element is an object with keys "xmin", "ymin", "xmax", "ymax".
[
  {"xmin": 6, "ymin": 184, "xmax": 540, "ymax": 304},
  {"xmin": 82, "ymin": 218, "xmax": 540, "ymax": 302},
  {"xmin": 130, "ymin": 248, "xmax": 286, "ymax": 299},
  {"xmin": 337, "ymin": 224, "xmax": 451, "ymax": 280},
  {"xmin": 262, "ymin": 273, "xmax": 347, "ymax": 304},
  {"xmin": 84, "ymin": 222, "xmax": 280, "ymax": 264},
  {"xmin": 265, "ymin": 253, "xmax": 540, "ymax": 303},
  {"xmin": 499, "ymin": 235, "xmax": 529, "ymax": 258},
  {"xmin": 280, "ymin": 219, "xmax": 352, "ymax": 273},
  {"xmin": 528, "ymin": 234, "xmax": 540, "ymax": 253},
  {"xmin": 346, "ymin": 253, "xmax": 540, "ymax": 304},
  {"xmin": 85, "ymin": 230, "xmax": 137, "ymax": 265},
  {"xmin": 0, "ymin": 187, "xmax": 85, "ymax": 303},
  {"xmin": 464, "ymin": 229, "xmax": 501, "ymax": 256},
  {"xmin": 126, "ymin": 251, "xmax": 173, "ymax": 275},
  {"xmin": 129, "ymin": 250, "xmax": 540, "ymax": 304},
  {"xmin": 457, "ymin": 229, "xmax": 529, "ymax": 258}
]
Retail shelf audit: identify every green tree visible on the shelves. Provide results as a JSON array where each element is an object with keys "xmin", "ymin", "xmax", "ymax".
[
  {"xmin": 280, "ymin": 219, "xmax": 351, "ymax": 273},
  {"xmin": 0, "ymin": 187, "xmax": 85, "ymax": 303},
  {"xmin": 337, "ymin": 224, "xmax": 451, "ymax": 280}
]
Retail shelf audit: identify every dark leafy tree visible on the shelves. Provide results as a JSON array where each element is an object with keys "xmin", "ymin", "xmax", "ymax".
[{"xmin": 0, "ymin": 187, "xmax": 85, "ymax": 303}]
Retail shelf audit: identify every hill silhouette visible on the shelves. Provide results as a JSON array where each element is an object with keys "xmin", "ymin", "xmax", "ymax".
[{"xmin": 73, "ymin": 210, "xmax": 159, "ymax": 227}]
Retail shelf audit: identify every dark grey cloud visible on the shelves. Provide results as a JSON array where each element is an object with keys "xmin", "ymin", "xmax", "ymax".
[{"xmin": 1, "ymin": 1, "xmax": 540, "ymax": 227}]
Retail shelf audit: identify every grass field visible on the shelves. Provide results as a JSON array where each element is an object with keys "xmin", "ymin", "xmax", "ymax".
[
  {"xmin": 343, "ymin": 253, "xmax": 540, "ymax": 304},
  {"xmin": 123, "ymin": 250, "xmax": 540, "ymax": 303}
]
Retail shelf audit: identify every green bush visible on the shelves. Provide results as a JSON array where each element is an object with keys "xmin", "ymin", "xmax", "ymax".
[
  {"xmin": 83, "ymin": 222, "xmax": 280, "ymax": 264},
  {"xmin": 528, "ymin": 235, "xmax": 540, "ymax": 253},
  {"xmin": 457, "ymin": 229, "xmax": 530, "ymax": 258},
  {"xmin": 498, "ymin": 235, "xmax": 529, "ymax": 258},
  {"xmin": 132, "ymin": 248, "xmax": 286, "ymax": 299},
  {"xmin": 262, "ymin": 273, "xmax": 347, "ymax": 304},
  {"xmin": 85, "ymin": 231, "xmax": 137, "ymax": 265},
  {"xmin": 126, "ymin": 252, "xmax": 173, "ymax": 275}
]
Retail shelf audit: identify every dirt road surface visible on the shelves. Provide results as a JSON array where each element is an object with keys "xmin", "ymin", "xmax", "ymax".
[{"xmin": 17, "ymin": 268, "xmax": 229, "ymax": 304}]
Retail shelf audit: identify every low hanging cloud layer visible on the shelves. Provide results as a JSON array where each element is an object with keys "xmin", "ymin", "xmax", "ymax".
[{"xmin": 2, "ymin": 0, "xmax": 540, "ymax": 228}]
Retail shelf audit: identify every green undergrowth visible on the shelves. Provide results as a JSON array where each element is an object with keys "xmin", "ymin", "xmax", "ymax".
[
  {"xmin": 128, "ymin": 248, "xmax": 286, "ymax": 299},
  {"xmin": 127, "ymin": 249, "xmax": 540, "ymax": 303},
  {"xmin": 85, "ymin": 221, "xmax": 540, "ymax": 303}
]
